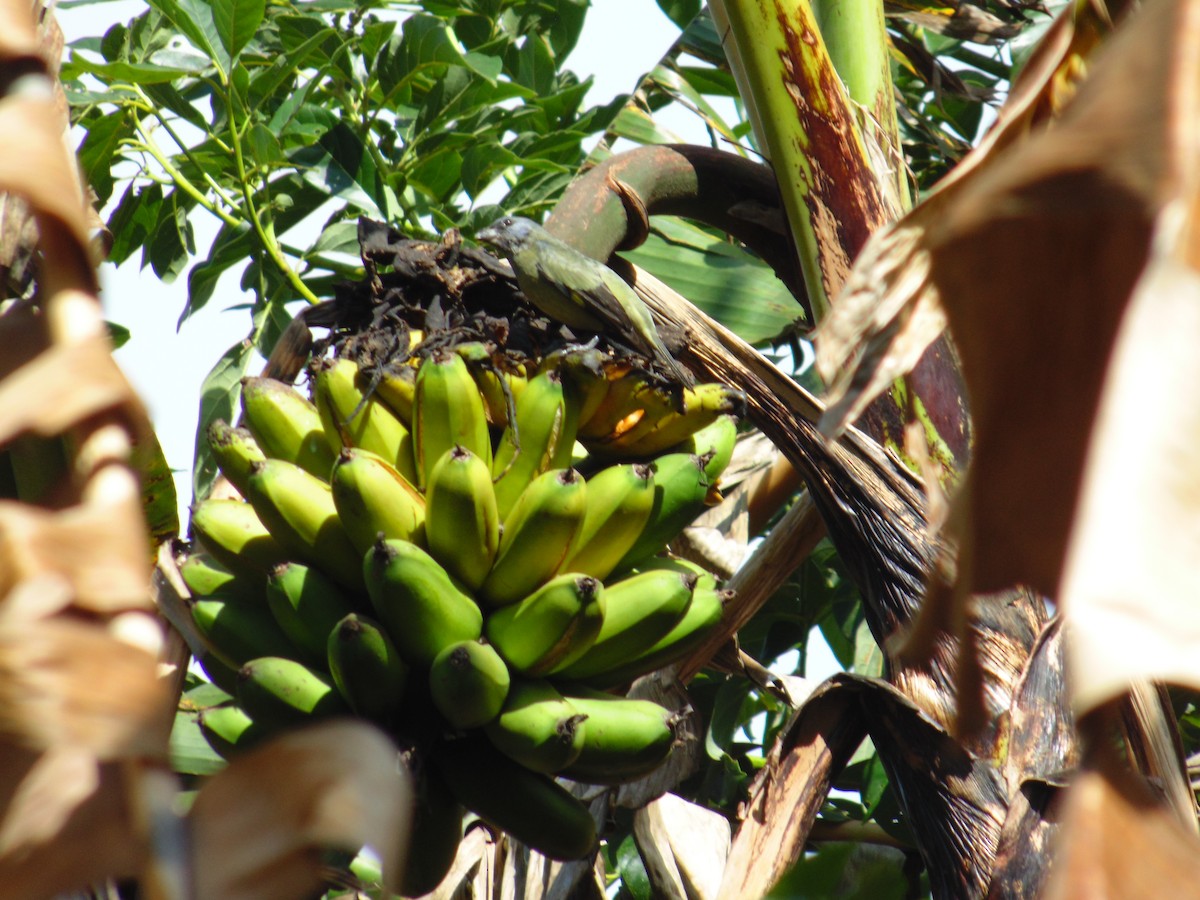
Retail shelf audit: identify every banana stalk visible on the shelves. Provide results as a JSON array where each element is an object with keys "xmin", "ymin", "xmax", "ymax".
[{"xmin": 709, "ymin": 0, "xmax": 899, "ymax": 319}]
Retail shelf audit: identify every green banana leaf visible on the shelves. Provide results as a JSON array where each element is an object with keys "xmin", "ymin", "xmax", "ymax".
[{"xmin": 623, "ymin": 215, "xmax": 803, "ymax": 345}]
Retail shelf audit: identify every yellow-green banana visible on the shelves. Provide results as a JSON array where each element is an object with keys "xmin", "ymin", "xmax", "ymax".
[
  {"xmin": 236, "ymin": 656, "xmax": 350, "ymax": 728},
  {"xmin": 399, "ymin": 765, "xmax": 464, "ymax": 897},
  {"xmin": 190, "ymin": 498, "xmax": 288, "ymax": 576},
  {"xmin": 363, "ymin": 538, "xmax": 483, "ymax": 667},
  {"xmin": 240, "ymin": 376, "xmax": 338, "ymax": 479},
  {"xmin": 198, "ymin": 704, "xmax": 271, "ymax": 758},
  {"xmin": 326, "ymin": 613, "xmax": 409, "ymax": 727},
  {"xmin": 189, "ymin": 592, "xmax": 296, "ymax": 667},
  {"xmin": 551, "ymin": 345, "xmax": 613, "ymax": 427},
  {"xmin": 604, "ymin": 383, "xmax": 744, "ymax": 458},
  {"xmin": 491, "ymin": 367, "xmax": 579, "ymax": 518},
  {"xmin": 471, "ymin": 356, "xmax": 528, "ymax": 427},
  {"xmin": 207, "ymin": 420, "xmax": 265, "ymax": 496},
  {"xmin": 374, "ymin": 364, "xmax": 416, "ymax": 425},
  {"xmin": 425, "ymin": 446, "xmax": 498, "ymax": 590},
  {"xmin": 576, "ymin": 370, "xmax": 646, "ymax": 442},
  {"xmin": 485, "ymin": 574, "xmax": 604, "ymax": 676},
  {"xmin": 429, "ymin": 639, "xmax": 511, "ymax": 729},
  {"xmin": 434, "ymin": 736, "xmax": 597, "ymax": 861},
  {"xmin": 479, "ymin": 468, "xmax": 587, "ymax": 607},
  {"xmin": 483, "ymin": 678, "xmax": 587, "ymax": 774},
  {"xmin": 684, "ymin": 413, "xmax": 739, "ymax": 481},
  {"xmin": 243, "ymin": 459, "xmax": 364, "ymax": 590},
  {"xmin": 559, "ymin": 687, "xmax": 678, "ymax": 784},
  {"xmin": 179, "ymin": 550, "xmax": 261, "ymax": 601},
  {"xmin": 265, "ymin": 561, "xmax": 360, "ymax": 665},
  {"xmin": 413, "ymin": 349, "xmax": 492, "ymax": 487},
  {"xmin": 612, "ymin": 452, "xmax": 721, "ymax": 572},
  {"xmin": 314, "ymin": 357, "xmax": 418, "ymax": 485},
  {"xmin": 557, "ymin": 462, "xmax": 655, "ymax": 580},
  {"xmin": 552, "ymin": 568, "xmax": 696, "ymax": 681},
  {"xmin": 581, "ymin": 578, "xmax": 730, "ymax": 689},
  {"xmin": 330, "ymin": 447, "xmax": 426, "ymax": 553}
]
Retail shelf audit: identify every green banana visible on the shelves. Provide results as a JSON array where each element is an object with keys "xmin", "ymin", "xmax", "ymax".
[
  {"xmin": 265, "ymin": 561, "xmax": 359, "ymax": 665},
  {"xmin": 684, "ymin": 413, "xmax": 739, "ymax": 481},
  {"xmin": 552, "ymin": 568, "xmax": 697, "ymax": 681},
  {"xmin": 326, "ymin": 613, "xmax": 409, "ymax": 727},
  {"xmin": 425, "ymin": 446, "xmax": 498, "ymax": 590},
  {"xmin": 483, "ymin": 678, "xmax": 586, "ymax": 774},
  {"xmin": 551, "ymin": 345, "xmax": 614, "ymax": 427},
  {"xmin": 314, "ymin": 357, "xmax": 418, "ymax": 485},
  {"xmin": 456, "ymin": 341, "xmax": 508, "ymax": 427},
  {"xmin": 471, "ymin": 357, "xmax": 528, "ymax": 427},
  {"xmin": 190, "ymin": 498, "xmax": 288, "ymax": 576},
  {"xmin": 581, "ymin": 580, "xmax": 731, "ymax": 689},
  {"xmin": 236, "ymin": 656, "xmax": 350, "ymax": 728},
  {"xmin": 196, "ymin": 652, "xmax": 241, "ymax": 696},
  {"xmin": 612, "ymin": 452, "xmax": 721, "ymax": 572},
  {"xmin": 428, "ymin": 639, "xmax": 511, "ymax": 729},
  {"xmin": 557, "ymin": 463, "xmax": 655, "ymax": 581},
  {"xmin": 485, "ymin": 574, "xmax": 604, "ymax": 676},
  {"xmin": 434, "ymin": 736, "xmax": 597, "ymax": 861},
  {"xmin": 198, "ymin": 704, "xmax": 271, "ymax": 758},
  {"xmin": 374, "ymin": 364, "xmax": 416, "ymax": 425},
  {"xmin": 632, "ymin": 554, "xmax": 716, "ymax": 584},
  {"xmin": 207, "ymin": 419, "xmax": 265, "ymax": 496},
  {"xmin": 480, "ymin": 468, "xmax": 587, "ymax": 607},
  {"xmin": 179, "ymin": 551, "xmax": 261, "ymax": 601},
  {"xmin": 413, "ymin": 349, "xmax": 493, "ymax": 487},
  {"xmin": 491, "ymin": 367, "xmax": 579, "ymax": 518},
  {"xmin": 243, "ymin": 458, "xmax": 364, "ymax": 590},
  {"xmin": 605, "ymin": 383, "xmax": 745, "ymax": 457},
  {"xmin": 189, "ymin": 592, "xmax": 296, "ymax": 666},
  {"xmin": 330, "ymin": 447, "xmax": 427, "ymax": 553},
  {"xmin": 399, "ymin": 765, "xmax": 464, "ymax": 897},
  {"xmin": 240, "ymin": 376, "xmax": 338, "ymax": 479},
  {"xmin": 558, "ymin": 687, "xmax": 679, "ymax": 784},
  {"xmin": 363, "ymin": 538, "xmax": 483, "ymax": 667}
]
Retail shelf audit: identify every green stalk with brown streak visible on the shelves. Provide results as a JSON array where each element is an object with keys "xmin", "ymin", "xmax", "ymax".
[
  {"xmin": 811, "ymin": 0, "xmax": 911, "ymax": 212},
  {"xmin": 708, "ymin": 0, "xmax": 900, "ymax": 320}
]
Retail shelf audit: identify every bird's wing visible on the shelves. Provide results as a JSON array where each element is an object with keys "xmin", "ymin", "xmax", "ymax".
[{"xmin": 528, "ymin": 238, "xmax": 633, "ymax": 332}]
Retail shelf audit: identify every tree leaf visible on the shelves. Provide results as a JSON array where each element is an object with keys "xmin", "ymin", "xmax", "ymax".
[
  {"xmin": 657, "ymin": 0, "xmax": 702, "ymax": 29},
  {"xmin": 192, "ymin": 339, "xmax": 254, "ymax": 500},
  {"xmin": 615, "ymin": 834, "xmax": 653, "ymax": 900},
  {"xmin": 170, "ymin": 710, "xmax": 225, "ymax": 776},
  {"xmin": 210, "ymin": 0, "xmax": 265, "ymax": 61},
  {"xmin": 148, "ymin": 0, "xmax": 230, "ymax": 78},
  {"xmin": 62, "ymin": 55, "xmax": 198, "ymax": 84},
  {"xmin": 77, "ymin": 108, "xmax": 131, "ymax": 205}
]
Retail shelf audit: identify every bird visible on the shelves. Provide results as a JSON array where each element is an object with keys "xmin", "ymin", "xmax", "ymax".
[{"xmin": 476, "ymin": 216, "xmax": 694, "ymax": 387}]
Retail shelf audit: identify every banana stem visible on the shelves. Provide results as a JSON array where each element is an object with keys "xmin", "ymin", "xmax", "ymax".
[
  {"xmin": 812, "ymin": 0, "xmax": 912, "ymax": 211},
  {"xmin": 709, "ymin": 0, "xmax": 899, "ymax": 320},
  {"xmin": 226, "ymin": 82, "xmax": 320, "ymax": 306}
]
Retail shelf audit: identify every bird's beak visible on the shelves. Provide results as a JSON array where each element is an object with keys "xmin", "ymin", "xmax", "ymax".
[{"xmin": 476, "ymin": 225, "xmax": 502, "ymax": 250}]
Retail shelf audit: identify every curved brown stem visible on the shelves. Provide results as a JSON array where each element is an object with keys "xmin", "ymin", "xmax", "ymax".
[{"xmin": 547, "ymin": 144, "xmax": 810, "ymax": 319}]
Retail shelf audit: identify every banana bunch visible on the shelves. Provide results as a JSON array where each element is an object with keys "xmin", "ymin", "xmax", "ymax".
[{"xmin": 185, "ymin": 342, "xmax": 738, "ymax": 890}]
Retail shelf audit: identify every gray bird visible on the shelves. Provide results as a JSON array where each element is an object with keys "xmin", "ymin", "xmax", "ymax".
[{"xmin": 476, "ymin": 216, "xmax": 693, "ymax": 386}]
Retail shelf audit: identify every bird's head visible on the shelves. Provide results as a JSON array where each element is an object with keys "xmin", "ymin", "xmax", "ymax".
[{"xmin": 476, "ymin": 216, "xmax": 539, "ymax": 257}]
